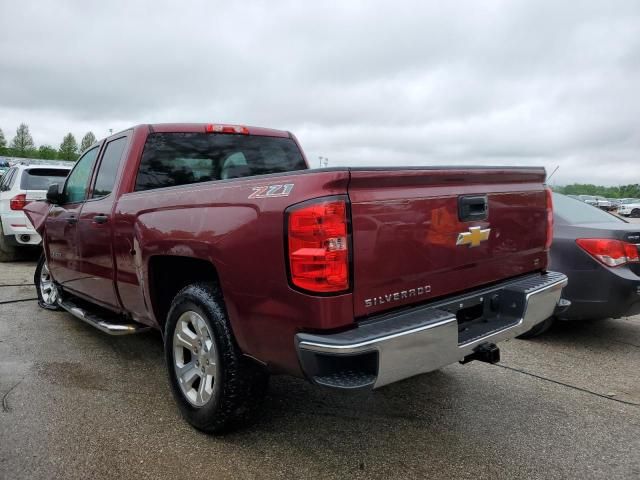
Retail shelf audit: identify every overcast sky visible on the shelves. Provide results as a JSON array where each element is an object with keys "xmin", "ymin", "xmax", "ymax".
[{"xmin": 1, "ymin": 0, "xmax": 639, "ymax": 185}]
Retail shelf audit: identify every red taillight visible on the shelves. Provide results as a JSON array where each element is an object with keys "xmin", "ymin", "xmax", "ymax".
[
  {"xmin": 624, "ymin": 242, "xmax": 640, "ymax": 263},
  {"xmin": 545, "ymin": 187, "xmax": 554, "ymax": 250},
  {"xmin": 10, "ymin": 194, "xmax": 28, "ymax": 211},
  {"xmin": 287, "ymin": 197, "xmax": 350, "ymax": 293},
  {"xmin": 576, "ymin": 238, "xmax": 640, "ymax": 267},
  {"xmin": 205, "ymin": 124, "xmax": 249, "ymax": 135}
]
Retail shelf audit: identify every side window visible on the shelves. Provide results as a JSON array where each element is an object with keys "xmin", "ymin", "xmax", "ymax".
[
  {"xmin": 7, "ymin": 168, "xmax": 18, "ymax": 189},
  {"xmin": 64, "ymin": 147, "xmax": 99, "ymax": 203},
  {"xmin": 0, "ymin": 168, "xmax": 12, "ymax": 190},
  {"xmin": 92, "ymin": 137, "xmax": 127, "ymax": 198}
]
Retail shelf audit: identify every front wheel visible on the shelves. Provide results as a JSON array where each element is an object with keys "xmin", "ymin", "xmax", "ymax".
[
  {"xmin": 35, "ymin": 255, "xmax": 62, "ymax": 310},
  {"xmin": 630, "ymin": 208, "xmax": 640, "ymax": 218},
  {"xmin": 164, "ymin": 282, "xmax": 269, "ymax": 434}
]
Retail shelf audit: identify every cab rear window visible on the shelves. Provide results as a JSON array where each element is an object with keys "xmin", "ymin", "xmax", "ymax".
[
  {"xmin": 20, "ymin": 168, "xmax": 70, "ymax": 190},
  {"xmin": 134, "ymin": 133, "xmax": 307, "ymax": 191}
]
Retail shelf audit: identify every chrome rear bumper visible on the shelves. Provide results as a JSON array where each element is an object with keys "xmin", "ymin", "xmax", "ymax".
[{"xmin": 296, "ymin": 271, "xmax": 568, "ymax": 389}]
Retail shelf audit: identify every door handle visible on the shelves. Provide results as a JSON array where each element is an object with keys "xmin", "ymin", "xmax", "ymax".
[
  {"xmin": 93, "ymin": 215, "xmax": 109, "ymax": 224},
  {"xmin": 458, "ymin": 195, "xmax": 489, "ymax": 222},
  {"xmin": 66, "ymin": 216, "xmax": 77, "ymax": 225}
]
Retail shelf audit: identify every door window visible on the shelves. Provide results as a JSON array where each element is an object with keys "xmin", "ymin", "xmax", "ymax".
[
  {"xmin": 1, "ymin": 168, "xmax": 16, "ymax": 191},
  {"xmin": 64, "ymin": 147, "xmax": 99, "ymax": 203},
  {"xmin": 92, "ymin": 136, "xmax": 128, "ymax": 198},
  {"xmin": 0, "ymin": 168, "xmax": 13, "ymax": 190}
]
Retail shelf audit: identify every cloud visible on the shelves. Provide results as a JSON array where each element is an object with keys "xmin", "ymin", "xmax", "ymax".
[{"xmin": 0, "ymin": 0, "xmax": 638, "ymax": 185}]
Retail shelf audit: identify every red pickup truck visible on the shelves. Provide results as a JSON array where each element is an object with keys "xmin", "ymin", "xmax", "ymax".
[{"xmin": 25, "ymin": 123, "xmax": 567, "ymax": 433}]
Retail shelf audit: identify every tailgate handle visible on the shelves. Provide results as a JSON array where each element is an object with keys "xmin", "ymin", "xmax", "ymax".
[{"xmin": 458, "ymin": 195, "xmax": 488, "ymax": 222}]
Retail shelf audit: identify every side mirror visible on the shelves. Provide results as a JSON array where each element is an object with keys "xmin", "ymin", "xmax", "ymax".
[{"xmin": 46, "ymin": 184, "xmax": 63, "ymax": 204}]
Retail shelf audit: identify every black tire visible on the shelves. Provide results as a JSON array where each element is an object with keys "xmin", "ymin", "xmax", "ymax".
[
  {"xmin": 630, "ymin": 208, "xmax": 640, "ymax": 218},
  {"xmin": 516, "ymin": 317, "xmax": 554, "ymax": 339},
  {"xmin": 34, "ymin": 255, "xmax": 63, "ymax": 310},
  {"xmin": 164, "ymin": 282, "xmax": 269, "ymax": 434},
  {"xmin": 0, "ymin": 223, "xmax": 19, "ymax": 262}
]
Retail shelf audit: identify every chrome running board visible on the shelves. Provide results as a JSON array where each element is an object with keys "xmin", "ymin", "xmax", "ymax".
[{"xmin": 58, "ymin": 298, "xmax": 151, "ymax": 336}]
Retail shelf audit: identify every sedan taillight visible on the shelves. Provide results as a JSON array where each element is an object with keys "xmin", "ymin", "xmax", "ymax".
[
  {"xmin": 576, "ymin": 238, "xmax": 640, "ymax": 267},
  {"xmin": 10, "ymin": 194, "xmax": 28, "ymax": 211},
  {"xmin": 545, "ymin": 188, "xmax": 554, "ymax": 250},
  {"xmin": 286, "ymin": 196, "xmax": 350, "ymax": 293}
]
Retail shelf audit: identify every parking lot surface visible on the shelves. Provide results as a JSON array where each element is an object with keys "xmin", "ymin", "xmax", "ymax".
[{"xmin": 1, "ymin": 261, "xmax": 639, "ymax": 479}]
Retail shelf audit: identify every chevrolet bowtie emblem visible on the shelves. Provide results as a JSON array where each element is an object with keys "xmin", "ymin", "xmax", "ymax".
[{"xmin": 456, "ymin": 226, "xmax": 491, "ymax": 248}]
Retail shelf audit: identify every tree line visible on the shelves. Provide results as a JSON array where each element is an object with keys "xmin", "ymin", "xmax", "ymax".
[
  {"xmin": 2, "ymin": 124, "xmax": 638, "ymax": 197},
  {"xmin": 0, "ymin": 123, "xmax": 96, "ymax": 161},
  {"xmin": 553, "ymin": 184, "xmax": 640, "ymax": 199}
]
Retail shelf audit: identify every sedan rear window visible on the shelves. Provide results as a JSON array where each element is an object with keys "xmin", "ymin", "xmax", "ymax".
[
  {"xmin": 20, "ymin": 168, "xmax": 70, "ymax": 191},
  {"xmin": 134, "ymin": 133, "xmax": 307, "ymax": 191},
  {"xmin": 553, "ymin": 193, "xmax": 624, "ymax": 224}
]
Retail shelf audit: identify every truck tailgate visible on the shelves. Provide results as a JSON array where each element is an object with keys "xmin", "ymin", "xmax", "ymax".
[{"xmin": 348, "ymin": 167, "xmax": 549, "ymax": 318}]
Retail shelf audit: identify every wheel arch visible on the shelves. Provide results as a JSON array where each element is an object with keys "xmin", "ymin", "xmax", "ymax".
[{"xmin": 147, "ymin": 255, "xmax": 223, "ymax": 333}]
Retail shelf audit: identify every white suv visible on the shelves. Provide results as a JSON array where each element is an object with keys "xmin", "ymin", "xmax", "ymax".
[{"xmin": 0, "ymin": 163, "xmax": 71, "ymax": 261}]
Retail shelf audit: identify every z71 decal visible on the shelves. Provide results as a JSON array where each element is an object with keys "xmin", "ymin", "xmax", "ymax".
[{"xmin": 248, "ymin": 184, "xmax": 294, "ymax": 199}]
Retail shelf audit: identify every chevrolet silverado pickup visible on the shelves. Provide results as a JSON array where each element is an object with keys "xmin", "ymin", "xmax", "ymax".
[{"xmin": 25, "ymin": 123, "xmax": 567, "ymax": 433}]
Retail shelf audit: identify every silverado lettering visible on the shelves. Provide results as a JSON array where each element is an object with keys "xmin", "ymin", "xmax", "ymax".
[{"xmin": 364, "ymin": 285, "xmax": 432, "ymax": 307}]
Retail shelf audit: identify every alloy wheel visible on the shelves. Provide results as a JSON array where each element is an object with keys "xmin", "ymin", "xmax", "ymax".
[
  {"xmin": 173, "ymin": 311, "xmax": 219, "ymax": 407},
  {"xmin": 39, "ymin": 261, "xmax": 59, "ymax": 306}
]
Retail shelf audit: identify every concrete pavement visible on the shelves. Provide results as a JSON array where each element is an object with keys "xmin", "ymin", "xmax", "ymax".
[{"xmin": 1, "ymin": 261, "xmax": 639, "ymax": 479}]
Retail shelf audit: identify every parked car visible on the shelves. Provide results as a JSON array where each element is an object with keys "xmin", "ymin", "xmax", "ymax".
[
  {"xmin": 526, "ymin": 193, "xmax": 640, "ymax": 336},
  {"xmin": 594, "ymin": 195, "xmax": 614, "ymax": 211},
  {"xmin": 0, "ymin": 163, "xmax": 71, "ymax": 261},
  {"xmin": 25, "ymin": 123, "xmax": 566, "ymax": 433},
  {"xmin": 0, "ymin": 159, "xmax": 10, "ymax": 178},
  {"xmin": 578, "ymin": 194, "xmax": 598, "ymax": 207},
  {"xmin": 617, "ymin": 198, "xmax": 640, "ymax": 217}
]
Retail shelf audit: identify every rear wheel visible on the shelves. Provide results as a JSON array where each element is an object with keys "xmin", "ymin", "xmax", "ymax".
[
  {"xmin": 630, "ymin": 208, "xmax": 640, "ymax": 218},
  {"xmin": 164, "ymin": 282, "xmax": 269, "ymax": 434},
  {"xmin": 516, "ymin": 317, "xmax": 554, "ymax": 339},
  {"xmin": 0, "ymin": 224, "xmax": 19, "ymax": 262},
  {"xmin": 35, "ymin": 255, "xmax": 62, "ymax": 310}
]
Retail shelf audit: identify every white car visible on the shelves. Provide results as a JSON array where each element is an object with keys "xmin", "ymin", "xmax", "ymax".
[
  {"xmin": 0, "ymin": 163, "xmax": 71, "ymax": 261},
  {"xmin": 617, "ymin": 199, "xmax": 640, "ymax": 217}
]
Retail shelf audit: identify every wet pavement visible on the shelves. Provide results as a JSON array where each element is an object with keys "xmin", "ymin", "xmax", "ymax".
[{"xmin": 1, "ymin": 261, "xmax": 639, "ymax": 479}]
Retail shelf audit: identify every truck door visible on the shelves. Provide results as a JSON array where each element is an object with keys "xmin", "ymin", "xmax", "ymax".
[
  {"xmin": 74, "ymin": 134, "xmax": 130, "ymax": 310},
  {"xmin": 46, "ymin": 146, "xmax": 100, "ymax": 288}
]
